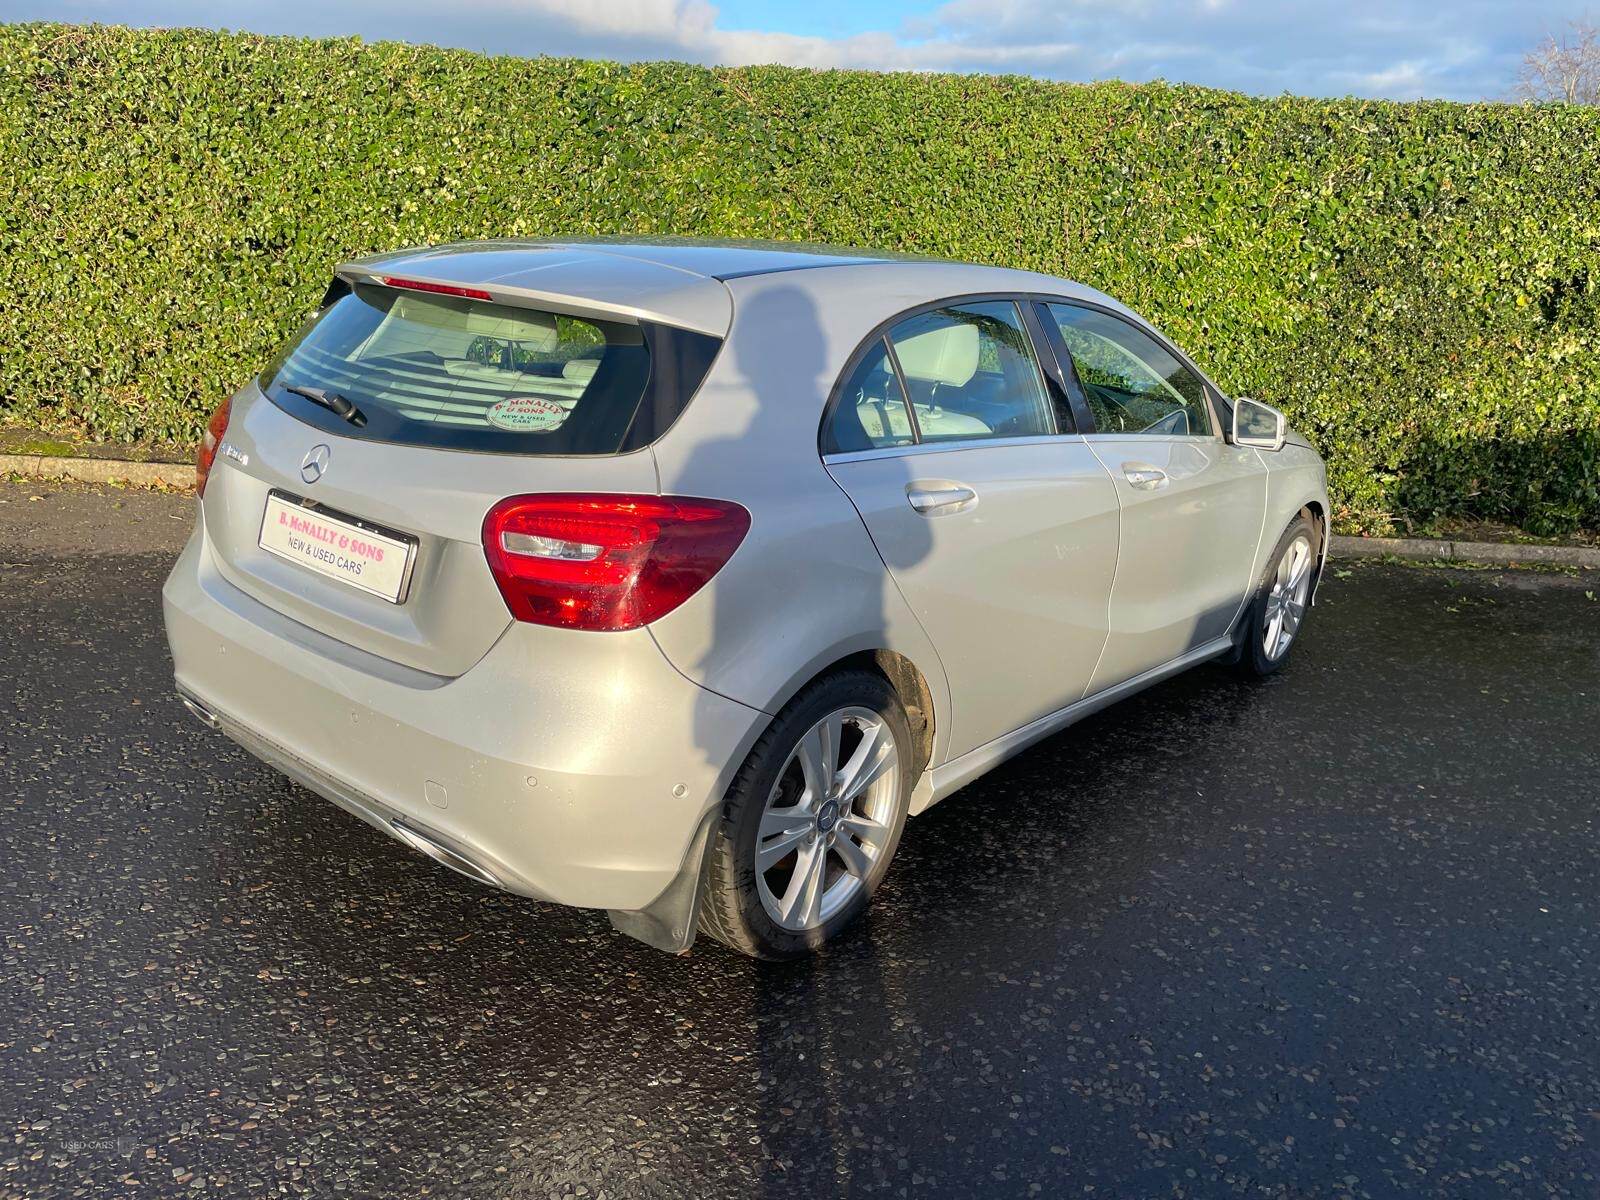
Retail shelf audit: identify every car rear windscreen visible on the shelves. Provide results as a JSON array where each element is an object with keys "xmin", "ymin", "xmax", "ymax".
[{"xmin": 259, "ymin": 282, "xmax": 698, "ymax": 455}]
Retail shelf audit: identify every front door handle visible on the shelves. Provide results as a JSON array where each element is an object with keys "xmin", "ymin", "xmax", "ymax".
[
  {"xmin": 906, "ymin": 483, "xmax": 977, "ymax": 514},
  {"xmin": 1122, "ymin": 463, "xmax": 1169, "ymax": 490}
]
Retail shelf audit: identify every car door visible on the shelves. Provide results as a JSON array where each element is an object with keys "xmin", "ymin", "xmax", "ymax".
[
  {"xmin": 822, "ymin": 298, "xmax": 1121, "ymax": 761},
  {"xmin": 1039, "ymin": 301, "xmax": 1268, "ymax": 693}
]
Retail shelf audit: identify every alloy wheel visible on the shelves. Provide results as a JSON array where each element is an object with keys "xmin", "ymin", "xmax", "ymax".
[
  {"xmin": 1263, "ymin": 534, "xmax": 1313, "ymax": 660},
  {"xmin": 754, "ymin": 706, "xmax": 900, "ymax": 932}
]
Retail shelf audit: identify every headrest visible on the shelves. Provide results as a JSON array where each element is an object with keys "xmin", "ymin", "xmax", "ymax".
[
  {"xmin": 386, "ymin": 291, "xmax": 560, "ymax": 352},
  {"xmin": 514, "ymin": 315, "xmax": 560, "ymax": 354},
  {"xmin": 893, "ymin": 322, "xmax": 978, "ymax": 386},
  {"xmin": 562, "ymin": 358, "xmax": 599, "ymax": 383}
]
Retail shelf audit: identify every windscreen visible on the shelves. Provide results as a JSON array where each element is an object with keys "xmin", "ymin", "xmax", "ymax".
[{"xmin": 259, "ymin": 282, "xmax": 656, "ymax": 455}]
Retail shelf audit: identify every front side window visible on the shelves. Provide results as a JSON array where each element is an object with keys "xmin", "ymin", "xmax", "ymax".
[
  {"xmin": 260, "ymin": 282, "xmax": 670, "ymax": 455},
  {"xmin": 886, "ymin": 301, "xmax": 1053, "ymax": 443},
  {"xmin": 1047, "ymin": 304, "xmax": 1212, "ymax": 437}
]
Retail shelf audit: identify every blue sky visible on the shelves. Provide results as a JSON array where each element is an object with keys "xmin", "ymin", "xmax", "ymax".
[{"xmin": 5, "ymin": 0, "xmax": 1593, "ymax": 100}]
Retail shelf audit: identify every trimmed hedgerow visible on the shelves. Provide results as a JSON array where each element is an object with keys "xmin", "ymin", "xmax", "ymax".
[{"xmin": 2, "ymin": 22, "xmax": 1597, "ymax": 532}]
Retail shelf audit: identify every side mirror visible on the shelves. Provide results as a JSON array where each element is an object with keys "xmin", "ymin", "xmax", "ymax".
[{"xmin": 1232, "ymin": 396, "xmax": 1286, "ymax": 452}]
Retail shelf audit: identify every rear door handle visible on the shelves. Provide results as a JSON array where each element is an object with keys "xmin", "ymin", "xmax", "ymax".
[
  {"xmin": 906, "ymin": 483, "xmax": 977, "ymax": 514},
  {"xmin": 1122, "ymin": 463, "xmax": 1169, "ymax": 490}
]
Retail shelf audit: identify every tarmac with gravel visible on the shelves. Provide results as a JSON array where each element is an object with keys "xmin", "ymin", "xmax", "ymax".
[{"xmin": 3, "ymin": 479, "xmax": 1598, "ymax": 1199}]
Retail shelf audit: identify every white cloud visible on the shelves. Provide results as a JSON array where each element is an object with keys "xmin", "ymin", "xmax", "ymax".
[
  {"xmin": 1358, "ymin": 60, "xmax": 1428, "ymax": 99},
  {"xmin": 13, "ymin": 0, "xmax": 1593, "ymax": 98}
]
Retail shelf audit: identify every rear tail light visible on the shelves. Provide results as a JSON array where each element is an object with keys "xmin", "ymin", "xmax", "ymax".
[
  {"xmin": 194, "ymin": 396, "xmax": 232, "ymax": 498},
  {"xmin": 482, "ymin": 494, "xmax": 751, "ymax": 631}
]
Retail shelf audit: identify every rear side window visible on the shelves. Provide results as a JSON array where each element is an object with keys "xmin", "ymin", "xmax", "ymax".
[
  {"xmin": 260, "ymin": 282, "xmax": 716, "ymax": 455},
  {"xmin": 886, "ymin": 302, "xmax": 1052, "ymax": 443},
  {"xmin": 822, "ymin": 299, "xmax": 1056, "ymax": 455}
]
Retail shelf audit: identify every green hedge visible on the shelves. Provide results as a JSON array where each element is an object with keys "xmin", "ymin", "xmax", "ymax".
[{"xmin": 3, "ymin": 22, "xmax": 1598, "ymax": 533}]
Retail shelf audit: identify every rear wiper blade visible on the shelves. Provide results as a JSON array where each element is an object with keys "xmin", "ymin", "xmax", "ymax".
[{"xmin": 285, "ymin": 385, "xmax": 366, "ymax": 427}]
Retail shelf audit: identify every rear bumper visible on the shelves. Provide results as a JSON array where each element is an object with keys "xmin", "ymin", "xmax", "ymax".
[{"xmin": 162, "ymin": 521, "xmax": 765, "ymax": 911}]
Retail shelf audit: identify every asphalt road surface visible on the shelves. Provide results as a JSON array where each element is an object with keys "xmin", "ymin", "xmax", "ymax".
[{"xmin": 3, "ymin": 479, "xmax": 1598, "ymax": 1199}]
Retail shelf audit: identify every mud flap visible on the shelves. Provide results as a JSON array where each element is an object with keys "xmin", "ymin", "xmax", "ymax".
[{"xmin": 605, "ymin": 807, "xmax": 719, "ymax": 954}]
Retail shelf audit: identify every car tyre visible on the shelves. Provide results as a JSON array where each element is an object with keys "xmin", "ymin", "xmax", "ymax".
[
  {"xmin": 1236, "ymin": 511, "xmax": 1319, "ymax": 677},
  {"xmin": 697, "ymin": 670, "xmax": 913, "ymax": 960}
]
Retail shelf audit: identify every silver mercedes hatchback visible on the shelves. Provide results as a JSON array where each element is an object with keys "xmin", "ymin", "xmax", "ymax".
[{"xmin": 164, "ymin": 239, "xmax": 1329, "ymax": 959}]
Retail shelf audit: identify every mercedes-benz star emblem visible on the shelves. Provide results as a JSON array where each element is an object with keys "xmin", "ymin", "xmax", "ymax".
[{"xmin": 300, "ymin": 444, "xmax": 331, "ymax": 485}]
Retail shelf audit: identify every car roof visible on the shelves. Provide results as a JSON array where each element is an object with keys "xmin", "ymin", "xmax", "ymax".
[
  {"xmin": 355, "ymin": 236, "xmax": 923, "ymax": 279},
  {"xmin": 339, "ymin": 238, "xmax": 1126, "ymax": 336}
]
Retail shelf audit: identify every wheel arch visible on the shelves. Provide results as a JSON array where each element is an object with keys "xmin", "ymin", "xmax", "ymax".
[
  {"xmin": 761, "ymin": 646, "xmax": 939, "ymax": 781},
  {"xmin": 1300, "ymin": 498, "xmax": 1330, "ymax": 601},
  {"xmin": 1301, "ymin": 497, "xmax": 1327, "ymax": 541}
]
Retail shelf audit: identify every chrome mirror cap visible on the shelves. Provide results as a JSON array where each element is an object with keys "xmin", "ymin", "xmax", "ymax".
[{"xmin": 1232, "ymin": 396, "xmax": 1287, "ymax": 452}]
